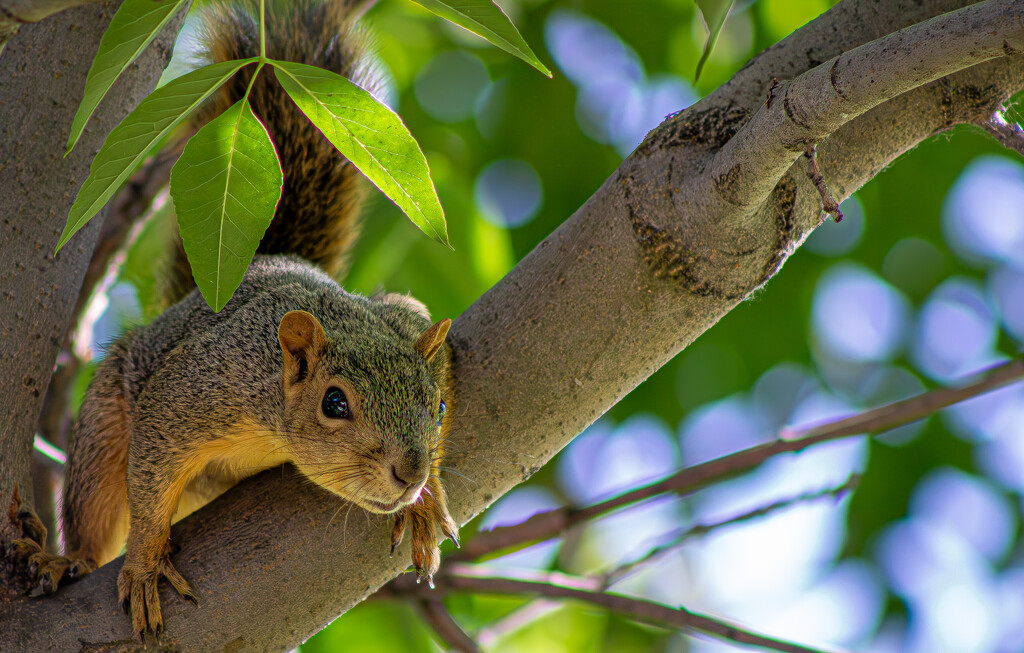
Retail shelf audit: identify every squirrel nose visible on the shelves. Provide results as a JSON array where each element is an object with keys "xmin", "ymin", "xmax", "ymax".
[{"xmin": 390, "ymin": 454, "xmax": 427, "ymax": 489}]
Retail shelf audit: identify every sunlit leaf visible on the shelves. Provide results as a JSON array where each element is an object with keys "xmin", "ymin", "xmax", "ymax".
[
  {"xmin": 694, "ymin": 0, "xmax": 735, "ymax": 82},
  {"xmin": 57, "ymin": 58, "xmax": 255, "ymax": 253},
  {"xmin": 170, "ymin": 98, "xmax": 284, "ymax": 312},
  {"xmin": 273, "ymin": 60, "xmax": 449, "ymax": 247},
  {"xmin": 66, "ymin": 0, "xmax": 189, "ymax": 154},
  {"xmin": 409, "ymin": 0, "xmax": 551, "ymax": 77}
]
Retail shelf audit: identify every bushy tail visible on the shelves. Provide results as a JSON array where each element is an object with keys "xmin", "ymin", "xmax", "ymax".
[{"xmin": 163, "ymin": 0, "xmax": 381, "ymax": 306}]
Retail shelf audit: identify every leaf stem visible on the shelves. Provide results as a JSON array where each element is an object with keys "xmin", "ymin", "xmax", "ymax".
[
  {"xmin": 245, "ymin": 62, "xmax": 265, "ymax": 101},
  {"xmin": 259, "ymin": 0, "xmax": 266, "ymax": 61}
]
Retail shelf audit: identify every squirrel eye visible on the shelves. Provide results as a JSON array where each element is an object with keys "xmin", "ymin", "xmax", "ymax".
[
  {"xmin": 322, "ymin": 387, "xmax": 351, "ymax": 420},
  {"xmin": 436, "ymin": 400, "xmax": 446, "ymax": 426}
]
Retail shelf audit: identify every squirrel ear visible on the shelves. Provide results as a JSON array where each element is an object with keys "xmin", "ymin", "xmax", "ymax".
[
  {"xmin": 414, "ymin": 318, "xmax": 451, "ymax": 363},
  {"xmin": 278, "ymin": 310, "xmax": 326, "ymax": 384}
]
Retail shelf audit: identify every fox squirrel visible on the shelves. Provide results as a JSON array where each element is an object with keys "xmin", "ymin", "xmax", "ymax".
[{"xmin": 8, "ymin": 0, "xmax": 458, "ymax": 637}]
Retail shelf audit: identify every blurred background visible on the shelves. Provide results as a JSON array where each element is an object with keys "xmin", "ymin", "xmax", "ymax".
[{"xmin": 70, "ymin": 0, "xmax": 1024, "ymax": 650}]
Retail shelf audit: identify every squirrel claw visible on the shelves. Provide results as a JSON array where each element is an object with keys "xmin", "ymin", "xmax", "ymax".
[
  {"xmin": 8, "ymin": 484, "xmax": 47, "ymax": 548},
  {"xmin": 389, "ymin": 509, "xmax": 408, "ymax": 558},
  {"xmin": 442, "ymin": 524, "xmax": 460, "ymax": 549},
  {"xmin": 21, "ymin": 549, "xmax": 93, "ymax": 597},
  {"xmin": 118, "ymin": 551, "xmax": 197, "ymax": 637}
]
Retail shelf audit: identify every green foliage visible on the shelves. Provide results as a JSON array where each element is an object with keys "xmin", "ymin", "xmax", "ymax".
[
  {"xmin": 170, "ymin": 96, "xmax": 284, "ymax": 312},
  {"xmin": 407, "ymin": 0, "xmax": 552, "ymax": 77},
  {"xmin": 302, "ymin": 601, "xmax": 440, "ymax": 653},
  {"xmin": 274, "ymin": 60, "xmax": 450, "ymax": 248},
  {"xmin": 57, "ymin": 58, "xmax": 255, "ymax": 252},
  {"xmin": 65, "ymin": 0, "xmax": 189, "ymax": 154},
  {"xmin": 694, "ymin": 0, "xmax": 735, "ymax": 81},
  {"xmin": 57, "ymin": 0, "xmax": 562, "ymax": 308}
]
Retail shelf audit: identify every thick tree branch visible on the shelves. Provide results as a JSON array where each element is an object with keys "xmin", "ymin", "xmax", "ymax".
[
  {"xmin": 0, "ymin": 0, "xmax": 101, "ymax": 55},
  {"xmin": 3, "ymin": 0, "xmax": 1023, "ymax": 649},
  {"xmin": 707, "ymin": 0, "xmax": 1024, "ymax": 211},
  {"xmin": 0, "ymin": 0, "xmax": 183, "ymax": 596},
  {"xmin": 387, "ymin": 566, "xmax": 844, "ymax": 653}
]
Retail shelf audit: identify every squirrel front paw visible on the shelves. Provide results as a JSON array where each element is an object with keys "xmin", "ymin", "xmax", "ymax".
[
  {"xmin": 117, "ymin": 545, "xmax": 199, "ymax": 637},
  {"xmin": 390, "ymin": 476, "xmax": 458, "ymax": 587}
]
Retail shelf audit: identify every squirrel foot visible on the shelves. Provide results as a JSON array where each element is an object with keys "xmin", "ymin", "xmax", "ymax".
[
  {"xmin": 25, "ymin": 551, "xmax": 94, "ymax": 596},
  {"xmin": 7, "ymin": 483, "xmax": 47, "ymax": 547},
  {"xmin": 117, "ymin": 545, "xmax": 199, "ymax": 637},
  {"xmin": 392, "ymin": 477, "xmax": 458, "ymax": 587},
  {"xmin": 4, "ymin": 484, "xmax": 92, "ymax": 595}
]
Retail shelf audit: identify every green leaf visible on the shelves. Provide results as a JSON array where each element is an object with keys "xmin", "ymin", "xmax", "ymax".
[
  {"xmin": 57, "ymin": 58, "xmax": 256, "ymax": 253},
  {"xmin": 66, "ymin": 0, "xmax": 189, "ymax": 155},
  {"xmin": 170, "ymin": 98, "xmax": 284, "ymax": 312},
  {"xmin": 408, "ymin": 0, "xmax": 551, "ymax": 77},
  {"xmin": 273, "ymin": 60, "xmax": 449, "ymax": 247},
  {"xmin": 694, "ymin": 0, "xmax": 735, "ymax": 82}
]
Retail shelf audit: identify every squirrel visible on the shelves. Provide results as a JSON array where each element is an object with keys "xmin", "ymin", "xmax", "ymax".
[{"xmin": 7, "ymin": 0, "xmax": 458, "ymax": 637}]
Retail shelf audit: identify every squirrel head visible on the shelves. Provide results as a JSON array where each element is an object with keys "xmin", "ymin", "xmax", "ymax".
[{"xmin": 275, "ymin": 299, "xmax": 451, "ymax": 514}]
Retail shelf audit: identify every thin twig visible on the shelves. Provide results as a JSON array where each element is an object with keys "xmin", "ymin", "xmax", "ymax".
[
  {"xmin": 416, "ymin": 598, "xmax": 482, "ymax": 653},
  {"xmin": 981, "ymin": 110, "xmax": 1024, "ymax": 157},
  {"xmin": 600, "ymin": 475, "xmax": 859, "ymax": 588},
  {"xmin": 35, "ymin": 144, "xmax": 181, "ymax": 457},
  {"xmin": 453, "ymin": 357, "xmax": 1024, "ymax": 562},
  {"xmin": 474, "ymin": 599, "xmax": 562, "ymax": 648},
  {"xmin": 71, "ymin": 144, "xmax": 181, "ymax": 335},
  {"xmin": 391, "ymin": 566, "xmax": 844, "ymax": 653},
  {"xmin": 804, "ymin": 143, "xmax": 843, "ymax": 222}
]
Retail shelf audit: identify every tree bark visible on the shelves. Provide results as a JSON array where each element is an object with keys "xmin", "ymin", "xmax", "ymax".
[
  {"xmin": 0, "ymin": 0, "xmax": 184, "ymax": 595},
  {"xmin": 1, "ymin": 0, "xmax": 1021, "ymax": 650}
]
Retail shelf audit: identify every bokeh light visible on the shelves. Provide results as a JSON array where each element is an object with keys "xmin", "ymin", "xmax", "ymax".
[
  {"xmin": 911, "ymin": 279, "xmax": 999, "ymax": 382},
  {"xmin": 474, "ymin": 158, "xmax": 543, "ymax": 228},
  {"xmin": 414, "ymin": 50, "xmax": 490, "ymax": 122},
  {"xmin": 546, "ymin": 10, "xmax": 697, "ymax": 155},
  {"xmin": 988, "ymin": 263, "xmax": 1024, "ymax": 343},
  {"xmin": 909, "ymin": 468, "xmax": 1016, "ymax": 564},
  {"xmin": 812, "ymin": 263, "xmax": 910, "ymax": 363},
  {"xmin": 942, "ymin": 155, "xmax": 1024, "ymax": 267}
]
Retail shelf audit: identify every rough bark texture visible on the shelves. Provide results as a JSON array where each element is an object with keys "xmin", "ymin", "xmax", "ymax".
[
  {"xmin": 1, "ymin": 0, "xmax": 1022, "ymax": 650},
  {"xmin": 0, "ymin": 0, "xmax": 184, "ymax": 594}
]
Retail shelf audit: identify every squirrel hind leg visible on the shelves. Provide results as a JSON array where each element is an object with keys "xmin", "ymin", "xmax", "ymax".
[{"xmin": 61, "ymin": 358, "xmax": 132, "ymax": 568}]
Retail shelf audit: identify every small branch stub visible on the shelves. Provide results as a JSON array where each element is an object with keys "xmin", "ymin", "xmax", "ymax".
[
  {"xmin": 804, "ymin": 143, "xmax": 843, "ymax": 222},
  {"xmin": 982, "ymin": 110, "xmax": 1024, "ymax": 157}
]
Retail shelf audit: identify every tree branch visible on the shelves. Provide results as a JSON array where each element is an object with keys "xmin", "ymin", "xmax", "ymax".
[
  {"xmin": 0, "ymin": 0, "xmax": 184, "ymax": 596},
  {"xmin": 389, "ymin": 565, "xmax": 845, "ymax": 653},
  {"xmin": 981, "ymin": 110, "xmax": 1024, "ymax": 156},
  {"xmin": 35, "ymin": 148, "xmax": 178, "ymax": 467},
  {"xmin": 0, "ymin": 0, "xmax": 101, "ymax": 56},
  {"xmin": 3, "ymin": 0, "xmax": 1022, "ymax": 649},
  {"xmin": 452, "ymin": 358, "xmax": 1024, "ymax": 562},
  {"xmin": 472, "ymin": 599, "xmax": 561, "ymax": 648},
  {"xmin": 599, "ymin": 476, "xmax": 859, "ymax": 588},
  {"xmin": 415, "ymin": 598, "xmax": 482, "ymax": 653},
  {"xmin": 707, "ymin": 0, "xmax": 1024, "ymax": 211}
]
